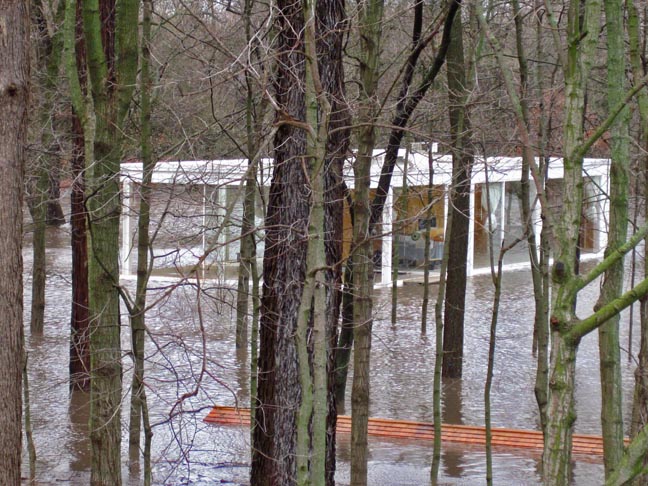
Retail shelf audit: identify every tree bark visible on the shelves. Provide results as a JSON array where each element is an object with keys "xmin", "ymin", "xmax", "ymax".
[
  {"xmin": 234, "ymin": 0, "xmax": 264, "ymax": 351},
  {"xmin": 596, "ymin": 0, "xmax": 629, "ymax": 476},
  {"xmin": 316, "ymin": 0, "xmax": 350, "ymax": 481},
  {"xmin": 128, "ymin": 0, "xmax": 154, "ymax": 481},
  {"xmin": 68, "ymin": 0, "xmax": 90, "ymax": 391},
  {"xmin": 542, "ymin": 1, "xmax": 601, "ymax": 480},
  {"xmin": 29, "ymin": 0, "xmax": 64, "ymax": 334},
  {"xmin": 350, "ymin": 0, "xmax": 384, "ymax": 483},
  {"xmin": 251, "ymin": 0, "xmax": 308, "ymax": 482},
  {"xmin": 442, "ymin": 8, "xmax": 472, "ymax": 379},
  {"xmin": 629, "ymin": 1, "xmax": 648, "ymax": 483},
  {"xmin": 65, "ymin": 0, "xmax": 139, "ymax": 476},
  {"xmin": 69, "ymin": 110, "xmax": 90, "ymax": 391},
  {"xmin": 0, "ymin": 0, "xmax": 28, "ymax": 480},
  {"xmin": 251, "ymin": 1, "xmax": 347, "ymax": 483}
]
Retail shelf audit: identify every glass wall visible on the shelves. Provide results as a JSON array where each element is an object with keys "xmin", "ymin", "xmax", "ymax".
[
  {"xmin": 123, "ymin": 182, "xmax": 266, "ymax": 280},
  {"xmin": 546, "ymin": 176, "xmax": 604, "ymax": 254},
  {"xmin": 391, "ymin": 185, "xmax": 445, "ymax": 273},
  {"xmin": 473, "ymin": 182, "xmax": 504, "ymax": 269}
]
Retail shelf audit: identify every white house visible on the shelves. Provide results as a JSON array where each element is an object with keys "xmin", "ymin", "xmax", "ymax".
[{"xmin": 120, "ymin": 147, "xmax": 610, "ymax": 285}]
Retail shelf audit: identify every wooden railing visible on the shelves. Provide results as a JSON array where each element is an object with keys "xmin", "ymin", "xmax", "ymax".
[{"xmin": 205, "ymin": 406, "xmax": 621, "ymax": 458}]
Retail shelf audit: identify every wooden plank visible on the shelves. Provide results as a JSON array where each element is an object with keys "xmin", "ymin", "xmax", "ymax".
[{"xmin": 204, "ymin": 406, "xmax": 618, "ymax": 456}]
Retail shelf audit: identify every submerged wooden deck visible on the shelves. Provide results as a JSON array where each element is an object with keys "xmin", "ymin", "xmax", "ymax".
[{"xmin": 205, "ymin": 406, "xmax": 619, "ymax": 457}]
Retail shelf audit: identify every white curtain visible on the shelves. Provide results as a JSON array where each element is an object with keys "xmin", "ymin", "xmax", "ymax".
[
  {"xmin": 481, "ymin": 182, "xmax": 503, "ymax": 232},
  {"xmin": 583, "ymin": 178, "xmax": 599, "ymax": 221}
]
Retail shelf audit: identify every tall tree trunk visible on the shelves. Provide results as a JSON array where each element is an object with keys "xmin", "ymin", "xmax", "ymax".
[
  {"xmin": 33, "ymin": 0, "xmax": 65, "ymax": 228},
  {"xmin": 64, "ymin": 0, "xmax": 139, "ymax": 477},
  {"xmin": 234, "ymin": 0, "xmax": 264, "ymax": 351},
  {"xmin": 0, "ymin": 0, "xmax": 28, "ymax": 480},
  {"xmin": 431, "ymin": 208, "xmax": 451, "ymax": 484},
  {"xmin": 68, "ymin": 0, "xmax": 90, "ymax": 391},
  {"xmin": 28, "ymin": 170, "xmax": 47, "ymax": 334},
  {"xmin": 316, "ymin": 0, "xmax": 350, "ymax": 481},
  {"xmin": 443, "ymin": 8, "xmax": 472, "ymax": 379},
  {"xmin": 128, "ymin": 0, "xmax": 154, "ymax": 481},
  {"xmin": 69, "ymin": 111, "xmax": 90, "ymax": 391},
  {"xmin": 542, "ymin": 1, "xmax": 600, "ymax": 480},
  {"xmin": 251, "ymin": 1, "xmax": 347, "ymax": 483},
  {"xmin": 530, "ymin": 3, "xmax": 551, "ymax": 436},
  {"xmin": 350, "ymin": 0, "xmax": 384, "ymax": 483},
  {"xmin": 629, "ymin": 1, "xmax": 648, "ymax": 483},
  {"xmin": 251, "ymin": 0, "xmax": 308, "ymax": 482},
  {"xmin": 596, "ymin": 0, "xmax": 629, "ymax": 476},
  {"xmin": 543, "ymin": 333, "xmax": 578, "ymax": 484},
  {"xmin": 396, "ymin": 144, "xmax": 409, "ymax": 327},
  {"xmin": 86, "ymin": 114, "xmax": 124, "ymax": 486},
  {"xmin": 294, "ymin": 3, "xmax": 331, "ymax": 483},
  {"xmin": 334, "ymin": 265, "xmax": 354, "ymax": 411},
  {"xmin": 29, "ymin": 0, "xmax": 65, "ymax": 334}
]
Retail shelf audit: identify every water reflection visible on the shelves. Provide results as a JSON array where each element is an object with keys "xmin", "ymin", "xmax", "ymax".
[
  {"xmin": 442, "ymin": 379, "xmax": 464, "ymax": 479},
  {"xmin": 68, "ymin": 390, "xmax": 91, "ymax": 474},
  {"xmin": 20, "ymin": 225, "xmax": 616, "ymax": 484}
]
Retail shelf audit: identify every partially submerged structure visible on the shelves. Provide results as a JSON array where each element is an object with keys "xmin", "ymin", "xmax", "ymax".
[{"xmin": 120, "ymin": 147, "xmax": 611, "ymax": 285}]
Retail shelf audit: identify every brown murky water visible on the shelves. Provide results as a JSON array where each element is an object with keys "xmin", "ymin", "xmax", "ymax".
[{"xmin": 22, "ymin": 225, "xmax": 633, "ymax": 484}]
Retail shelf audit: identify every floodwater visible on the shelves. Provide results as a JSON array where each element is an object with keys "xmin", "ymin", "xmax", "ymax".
[{"xmin": 22, "ymin": 224, "xmax": 640, "ymax": 485}]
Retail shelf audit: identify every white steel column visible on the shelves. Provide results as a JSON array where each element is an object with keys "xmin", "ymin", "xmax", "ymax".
[
  {"xmin": 498, "ymin": 182, "xmax": 506, "ymax": 250},
  {"xmin": 216, "ymin": 184, "xmax": 227, "ymax": 277},
  {"xmin": 121, "ymin": 179, "xmax": 132, "ymax": 276},
  {"xmin": 467, "ymin": 184, "xmax": 475, "ymax": 277},
  {"xmin": 381, "ymin": 186, "xmax": 393, "ymax": 286},
  {"xmin": 202, "ymin": 184, "xmax": 207, "ymax": 277},
  {"xmin": 443, "ymin": 186, "xmax": 449, "ymax": 234},
  {"xmin": 531, "ymin": 183, "xmax": 542, "ymax": 253},
  {"xmin": 598, "ymin": 174, "xmax": 610, "ymax": 251}
]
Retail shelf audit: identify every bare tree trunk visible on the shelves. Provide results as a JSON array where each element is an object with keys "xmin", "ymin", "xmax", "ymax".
[
  {"xmin": 317, "ymin": 0, "xmax": 350, "ymax": 480},
  {"xmin": 28, "ymin": 176, "xmax": 47, "ymax": 334},
  {"xmin": 431, "ymin": 208, "xmax": 450, "ymax": 484},
  {"xmin": 24, "ymin": 354, "xmax": 36, "ymax": 480},
  {"xmin": 29, "ymin": 0, "xmax": 64, "ymax": 334},
  {"xmin": 0, "ymin": 0, "xmax": 28, "ymax": 479},
  {"xmin": 235, "ymin": 0, "xmax": 266, "ymax": 351},
  {"xmin": 350, "ymin": 0, "xmax": 384, "ymax": 482},
  {"xmin": 69, "ymin": 110, "xmax": 90, "ymax": 391},
  {"xmin": 128, "ymin": 1, "xmax": 154, "ymax": 482},
  {"xmin": 484, "ymin": 250, "xmax": 506, "ymax": 486},
  {"xmin": 33, "ymin": 0, "xmax": 65, "ymax": 228},
  {"xmin": 443, "ymin": 8, "xmax": 472, "ymax": 379},
  {"xmin": 530, "ymin": 5, "xmax": 552, "ymax": 437},
  {"xmin": 334, "ymin": 266, "xmax": 354, "ymax": 412},
  {"xmin": 543, "ymin": 333, "xmax": 578, "ymax": 485},
  {"xmin": 68, "ymin": 0, "xmax": 91, "ymax": 391},
  {"xmin": 251, "ymin": 0, "xmax": 308, "ymax": 482},
  {"xmin": 632, "ymin": 228, "xmax": 648, "ymax": 486},
  {"xmin": 541, "ymin": 0, "xmax": 599, "ymax": 474},
  {"xmin": 64, "ymin": 0, "xmax": 139, "ymax": 476},
  {"xmin": 596, "ymin": 0, "xmax": 629, "ymax": 476},
  {"xmin": 629, "ymin": 1, "xmax": 648, "ymax": 483}
]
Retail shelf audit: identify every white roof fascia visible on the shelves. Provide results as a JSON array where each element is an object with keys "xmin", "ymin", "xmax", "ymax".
[{"xmin": 120, "ymin": 154, "xmax": 610, "ymax": 189}]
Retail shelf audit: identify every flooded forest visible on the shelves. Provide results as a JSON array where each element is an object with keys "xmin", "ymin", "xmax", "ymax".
[{"xmin": 4, "ymin": 0, "xmax": 648, "ymax": 484}]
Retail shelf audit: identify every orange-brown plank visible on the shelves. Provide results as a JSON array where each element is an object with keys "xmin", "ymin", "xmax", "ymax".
[{"xmin": 204, "ymin": 406, "xmax": 614, "ymax": 455}]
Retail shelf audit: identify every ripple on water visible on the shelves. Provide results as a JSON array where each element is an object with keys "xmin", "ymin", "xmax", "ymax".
[{"xmin": 22, "ymin": 230, "xmax": 617, "ymax": 484}]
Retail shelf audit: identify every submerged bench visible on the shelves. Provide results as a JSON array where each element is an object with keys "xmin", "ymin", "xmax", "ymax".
[{"xmin": 205, "ymin": 405, "xmax": 622, "ymax": 458}]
